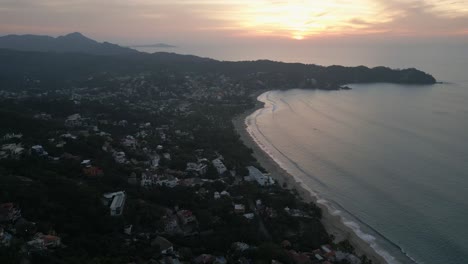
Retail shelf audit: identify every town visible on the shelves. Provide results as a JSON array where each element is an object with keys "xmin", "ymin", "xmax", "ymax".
[{"xmin": 0, "ymin": 69, "xmax": 372, "ymax": 264}]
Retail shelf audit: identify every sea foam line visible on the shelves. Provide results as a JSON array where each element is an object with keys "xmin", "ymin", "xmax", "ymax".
[{"xmin": 244, "ymin": 91, "xmax": 419, "ymax": 264}]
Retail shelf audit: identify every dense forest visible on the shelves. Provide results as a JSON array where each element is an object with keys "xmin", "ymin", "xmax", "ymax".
[{"xmin": 0, "ymin": 48, "xmax": 436, "ymax": 91}]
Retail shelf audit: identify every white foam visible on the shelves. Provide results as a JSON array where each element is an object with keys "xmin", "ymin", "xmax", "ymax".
[{"xmin": 244, "ymin": 92, "xmax": 412, "ymax": 264}]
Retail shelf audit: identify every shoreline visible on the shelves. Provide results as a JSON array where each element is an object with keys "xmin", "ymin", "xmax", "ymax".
[{"xmin": 232, "ymin": 92, "xmax": 389, "ymax": 264}]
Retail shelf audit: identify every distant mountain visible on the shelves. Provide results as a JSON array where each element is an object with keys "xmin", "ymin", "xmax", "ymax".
[
  {"xmin": 130, "ymin": 43, "xmax": 176, "ymax": 48},
  {"xmin": 0, "ymin": 32, "xmax": 138, "ymax": 55}
]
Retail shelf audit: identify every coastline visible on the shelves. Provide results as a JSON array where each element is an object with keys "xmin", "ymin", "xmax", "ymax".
[{"xmin": 232, "ymin": 92, "xmax": 389, "ymax": 264}]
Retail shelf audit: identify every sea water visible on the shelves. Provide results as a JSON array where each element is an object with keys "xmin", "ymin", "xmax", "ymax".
[{"xmin": 246, "ymin": 80, "xmax": 468, "ymax": 264}]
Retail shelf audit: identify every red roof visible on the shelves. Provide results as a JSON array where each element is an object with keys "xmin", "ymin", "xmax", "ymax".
[
  {"xmin": 0, "ymin": 203, "xmax": 14, "ymax": 210},
  {"xmin": 43, "ymin": 235, "xmax": 60, "ymax": 243},
  {"xmin": 179, "ymin": 210, "xmax": 193, "ymax": 217}
]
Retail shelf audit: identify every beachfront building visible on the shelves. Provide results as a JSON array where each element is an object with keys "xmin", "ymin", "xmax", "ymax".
[
  {"xmin": 245, "ymin": 166, "xmax": 275, "ymax": 186},
  {"xmin": 102, "ymin": 191, "xmax": 126, "ymax": 216}
]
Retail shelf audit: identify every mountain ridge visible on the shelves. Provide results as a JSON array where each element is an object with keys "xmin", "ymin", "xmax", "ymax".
[
  {"xmin": 0, "ymin": 32, "xmax": 437, "ymax": 87},
  {"xmin": 0, "ymin": 32, "xmax": 138, "ymax": 55}
]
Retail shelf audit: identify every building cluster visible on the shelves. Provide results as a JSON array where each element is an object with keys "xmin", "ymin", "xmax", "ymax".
[
  {"xmin": 0, "ymin": 70, "xmax": 367, "ymax": 264},
  {"xmin": 0, "ymin": 203, "xmax": 62, "ymax": 252}
]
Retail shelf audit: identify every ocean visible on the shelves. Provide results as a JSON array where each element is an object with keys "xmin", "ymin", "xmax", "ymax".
[{"xmin": 246, "ymin": 81, "xmax": 468, "ymax": 264}]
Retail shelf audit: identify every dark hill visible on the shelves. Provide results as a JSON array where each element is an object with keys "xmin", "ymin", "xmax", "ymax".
[
  {"xmin": 0, "ymin": 32, "xmax": 138, "ymax": 56},
  {"xmin": 0, "ymin": 32, "xmax": 436, "ymax": 90}
]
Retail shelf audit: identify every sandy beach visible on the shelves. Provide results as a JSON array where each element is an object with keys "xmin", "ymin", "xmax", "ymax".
[{"xmin": 232, "ymin": 95, "xmax": 388, "ymax": 264}]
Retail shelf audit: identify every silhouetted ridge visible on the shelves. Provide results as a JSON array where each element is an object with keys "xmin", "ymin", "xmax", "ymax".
[
  {"xmin": 0, "ymin": 32, "xmax": 437, "ymax": 89},
  {"xmin": 0, "ymin": 32, "xmax": 138, "ymax": 55}
]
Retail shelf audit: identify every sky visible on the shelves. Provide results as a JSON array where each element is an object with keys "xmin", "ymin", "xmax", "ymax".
[{"xmin": 0, "ymin": 0, "xmax": 467, "ymax": 59}]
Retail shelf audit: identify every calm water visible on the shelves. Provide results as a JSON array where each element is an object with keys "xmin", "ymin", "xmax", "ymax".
[{"xmin": 246, "ymin": 81, "xmax": 468, "ymax": 264}]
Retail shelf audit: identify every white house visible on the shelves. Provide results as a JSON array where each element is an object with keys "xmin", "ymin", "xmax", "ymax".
[
  {"xmin": 113, "ymin": 151, "xmax": 127, "ymax": 164},
  {"xmin": 3, "ymin": 133, "xmax": 22, "ymax": 140},
  {"xmin": 212, "ymin": 158, "xmax": 227, "ymax": 175},
  {"xmin": 102, "ymin": 191, "xmax": 126, "ymax": 216},
  {"xmin": 243, "ymin": 213, "xmax": 255, "ymax": 220},
  {"xmin": 234, "ymin": 204, "xmax": 245, "ymax": 214},
  {"xmin": 65, "ymin": 113, "xmax": 83, "ymax": 127},
  {"xmin": 122, "ymin": 135, "xmax": 137, "ymax": 148},
  {"xmin": 246, "ymin": 166, "xmax": 275, "ymax": 186},
  {"xmin": 1, "ymin": 143, "xmax": 24, "ymax": 159},
  {"xmin": 156, "ymin": 176, "xmax": 179, "ymax": 188}
]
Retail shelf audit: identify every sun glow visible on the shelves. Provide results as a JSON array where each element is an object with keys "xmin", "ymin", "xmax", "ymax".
[
  {"xmin": 234, "ymin": 0, "xmax": 390, "ymax": 39},
  {"xmin": 293, "ymin": 34, "xmax": 304, "ymax": 40}
]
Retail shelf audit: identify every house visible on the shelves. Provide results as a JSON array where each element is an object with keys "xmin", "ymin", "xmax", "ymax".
[
  {"xmin": 128, "ymin": 172, "xmax": 138, "ymax": 185},
  {"xmin": 102, "ymin": 191, "xmax": 126, "ymax": 216},
  {"xmin": 212, "ymin": 158, "xmax": 227, "ymax": 175},
  {"xmin": 65, "ymin": 113, "xmax": 83, "ymax": 127},
  {"xmin": 61, "ymin": 133, "xmax": 77, "ymax": 140},
  {"xmin": 123, "ymin": 224, "xmax": 133, "ymax": 235},
  {"xmin": 194, "ymin": 254, "xmax": 215, "ymax": 264},
  {"xmin": 186, "ymin": 162, "xmax": 207, "ymax": 176},
  {"xmin": 160, "ymin": 256, "xmax": 182, "ymax": 264},
  {"xmin": 256, "ymin": 199, "xmax": 263, "ymax": 209},
  {"xmin": 231, "ymin": 242, "xmax": 250, "ymax": 252},
  {"xmin": 220, "ymin": 190, "xmax": 230, "ymax": 197},
  {"xmin": 288, "ymin": 250, "xmax": 312, "ymax": 264},
  {"xmin": 163, "ymin": 216, "xmax": 180, "ymax": 235},
  {"xmin": 27, "ymin": 233, "xmax": 61, "ymax": 250},
  {"xmin": 334, "ymin": 251, "xmax": 361, "ymax": 264},
  {"xmin": 0, "ymin": 227, "xmax": 13, "ymax": 246},
  {"xmin": 122, "ymin": 135, "xmax": 137, "ymax": 148},
  {"xmin": 214, "ymin": 256, "xmax": 227, "ymax": 264},
  {"xmin": 243, "ymin": 213, "xmax": 254, "ymax": 220},
  {"xmin": 83, "ymin": 166, "xmax": 104, "ymax": 177},
  {"xmin": 177, "ymin": 210, "xmax": 196, "ymax": 225},
  {"xmin": 80, "ymin": 159, "xmax": 91, "ymax": 166},
  {"xmin": 0, "ymin": 203, "xmax": 21, "ymax": 222},
  {"xmin": 151, "ymin": 236, "xmax": 173, "ymax": 254},
  {"xmin": 1, "ymin": 143, "xmax": 24, "ymax": 159},
  {"xmin": 136, "ymin": 130, "xmax": 148, "ymax": 139},
  {"xmin": 156, "ymin": 176, "xmax": 179, "ymax": 188},
  {"xmin": 3, "ymin": 133, "xmax": 23, "ymax": 140},
  {"xmin": 246, "ymin": 166, "xmax": 275, "ymax": 186},
  {"xmin": 321, "ymin": 245, "xmax": 332, "ymax": 254},
  {"xmin": 34, "ymin": 113, "xmax": 52, "ymax": 120},
  {"xmin": 151, "ymin": 154, "xmax": 160, "ymax": 168},
  {"xmin": 180, "ymin": 177, "xmax": 204, "ymax": 187},
  {"xmin": 113, "ymin": 151, "xmax": 127, "ymax": 164},
  {"xmin": 284, "ymin": 207, "xmax": 312, "ymax": 218},
  {"xmin": 234, "ymin": 204, "xmax": 245, "ymax": 214},
  {"xmin": 31, "ymin": 145, "xmax": 48, "ymax": 156},
  {"xmin": 140, "ymin": 172, "xmax": 156, "ymax": 187}
]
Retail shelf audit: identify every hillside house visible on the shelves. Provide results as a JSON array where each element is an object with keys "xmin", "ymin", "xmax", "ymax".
[{"xmin": 102, "ymin": 191, "xmax": 126, "ymax": 216}]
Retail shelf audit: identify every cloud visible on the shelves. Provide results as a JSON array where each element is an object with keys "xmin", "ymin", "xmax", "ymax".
[
  {"xmin": 362, "ymin": 0, "xmax": 468, "ymax": 36},
  {"xmin": 0, "ymin": 0, "xmax": 467, "ymax": 43}
]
